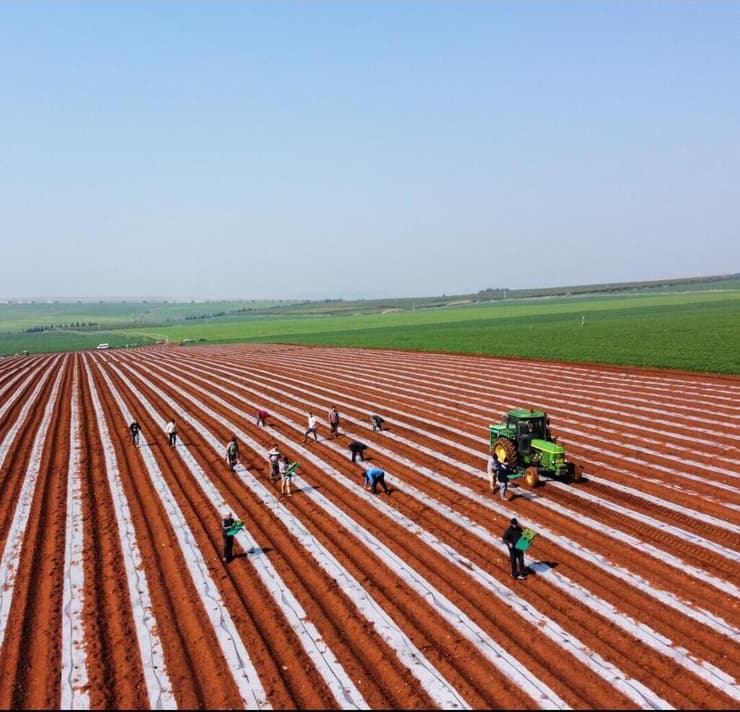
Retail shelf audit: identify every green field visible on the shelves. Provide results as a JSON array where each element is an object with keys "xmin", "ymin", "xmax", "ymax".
[{"xmin": 1, "ymin": 278, "xmax": 738, "ymax": 375}]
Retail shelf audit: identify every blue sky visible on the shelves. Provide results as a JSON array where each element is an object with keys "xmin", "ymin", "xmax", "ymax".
[{"xmin": 2, "ymin": 1, "xmax": 738, "ymax": 300}]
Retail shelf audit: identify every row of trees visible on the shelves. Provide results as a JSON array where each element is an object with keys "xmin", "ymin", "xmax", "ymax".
[{"xmin": 25, "ymin": 322, "xmax": 100, "ymax": 333}]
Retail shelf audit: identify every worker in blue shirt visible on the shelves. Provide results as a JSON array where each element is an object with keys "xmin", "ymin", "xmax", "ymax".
[{"xmin": 363, "ymin": 467, "xmax": 391, "ymax": 495}]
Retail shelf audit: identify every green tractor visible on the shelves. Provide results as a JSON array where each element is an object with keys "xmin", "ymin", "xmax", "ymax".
[{"xmin": 489, "ymin": 408, "xmax": 583, "ymax": 488}]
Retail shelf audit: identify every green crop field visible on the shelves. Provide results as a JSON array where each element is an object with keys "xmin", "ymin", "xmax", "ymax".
[
  {"xmin": 253, "ymin": 298, "xmax": 739, "ymax": 374},
  {"xmin": 1, "ymin": 278, "xmax": 738, "ymax": 375},
  {"xmin": 173, "ymin": 293, "xmax": 737, "ymax": 375}
]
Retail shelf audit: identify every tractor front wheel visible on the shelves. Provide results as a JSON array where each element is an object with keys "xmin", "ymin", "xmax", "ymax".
[
  {"xmin": 524, "ymin": 466, "xmax": 540, "ymax": 488},
  {"xmin": 493, "ymin": 437, "xmax": 518, "ymax": 470}
]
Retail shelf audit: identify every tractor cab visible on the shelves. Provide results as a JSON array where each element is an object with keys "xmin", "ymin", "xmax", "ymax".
[
  {"xmin": 492, "ymin": 409, "xmax": 545, "ymax": 459},
  {"xmin": 503, "ymin": 409, "xmax": 545, "ymax": 443},
  {"xmin": 515, "ymin": 413, "xmax": 545, "ymax": 454}
]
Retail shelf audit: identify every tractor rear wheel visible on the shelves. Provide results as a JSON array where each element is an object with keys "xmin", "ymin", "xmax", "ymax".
[
  {"xmin": 524, "ymin": 466, "xmax": 540, "ymax": 488},
  {"xmin": 493, "ymin": 438, "xmax": 518, "ymax": 469}
]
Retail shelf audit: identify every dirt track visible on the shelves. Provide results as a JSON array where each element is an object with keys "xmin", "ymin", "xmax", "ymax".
[{"xmin": 0, "ymin": 343, "xmax": 738, "ymax": 710}]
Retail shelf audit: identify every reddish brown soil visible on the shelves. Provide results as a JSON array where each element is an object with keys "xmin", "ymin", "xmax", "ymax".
[{"xmin": 0, "ymin": 343, "xmax": 738, "ymax": 710}]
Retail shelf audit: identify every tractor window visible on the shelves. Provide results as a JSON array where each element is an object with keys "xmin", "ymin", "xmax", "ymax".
[
  {"xmin": 517, "ymin": 420, "xmax": 544, "ymax": 438},
  {"xmin": 529, "ymin": 420, "xmax": 545, "ymax": 438}
]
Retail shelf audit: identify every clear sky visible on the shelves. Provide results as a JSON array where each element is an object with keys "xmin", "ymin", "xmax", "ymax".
[{"xmin": 2, "ymin": 1, "xmax": 739, "ymax": 301}]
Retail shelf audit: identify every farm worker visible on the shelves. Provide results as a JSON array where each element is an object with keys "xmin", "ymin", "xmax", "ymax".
[
  {"xmin": 267, "ymin": 444, "xmax": 281, "ymax": 482},
  {"xmin": 503, "ymin": 518, "xmax": 527, "ymax": 580},
  {"xmin": 225, "ymin": 436, "xmax": 240, "ymax": 472},
  {"xmin": 496, "ymin": 457, "xmax": 510, "ymax": 501},
  {"xmin": 370, "ymin": 414, "xmax": 385, "ymax": 432},
  {"xmin": 486, "ymin": 450, "xmax": 497, "ymax": 492},
  {"xmin": 129, "ymin": 420, "xmax": 142, "ymax": 446},
  {"xmin": 363, "ymin": 467, "xmax": 391, "ymax": 495},
  {"xmin": 303, "ymin": 412, "xmax": 319, "ymax": 443},
  {"xmin": 222, "ymin": 512, "xmax": 237, "ymax": 563},
  {"xmin": 255, "ymin": 408, "xmax": 270, "ymax": 427},
  {"xmin": 328, "ymin": 406, "xmax": 340, "ymax": 438},
  {"xmin": 165, "ymin": 418, "xmax": 178, "ymax": 447},
  {"xmin": 280, "ymin": 455, "xmax": 299, "ymax": 496},
  {"xmin": 348, "ymin": 440, "xmax": 368, "ymax": 463}
]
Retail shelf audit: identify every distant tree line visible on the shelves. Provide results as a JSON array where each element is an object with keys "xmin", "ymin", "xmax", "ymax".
[
  {"xmin": 477, "ymin": 273, "xmax": 739, "ymax": 301},
  {"xmin": 25, "ymin": 321, "xmax": 100, "ymax": 333},
  {"xmin": 185, "ymin": 312, "xmax": 228, "ymax": 321},
  {"xmin": 182, "ymin": 299, "xmax": 341, "ymax": 321}
]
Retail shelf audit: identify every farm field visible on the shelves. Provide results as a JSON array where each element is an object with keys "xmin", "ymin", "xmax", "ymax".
[
  {"xmin": 3, "ymin": 288, "xmax": 740, "ymax": 375},
  {"xmin": 0, "ymin": 342, "xmax": 738, "ymax": 709}
]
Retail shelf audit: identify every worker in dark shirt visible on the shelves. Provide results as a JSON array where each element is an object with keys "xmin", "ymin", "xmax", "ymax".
[
  {"xmin": 129, "ymin": 420, "xmax": 141, "ymax": 446},
  {"xmin": 370, "ymin": 414, "xmax": 385, "ymax": 432},
  {"xmin": 496, "ymin": 458, "xmax": 510, "ymax": 501},
  {"xmin": 348, "ymin": 440, "xmax": 368, "ymax": 463},
  {"xmin": 503, "ymin": 518, "xmax": 527, "ymax": 580},
  {"xmin": 222, "ymin": 513, "xmax": 237, "ymax": 563}
]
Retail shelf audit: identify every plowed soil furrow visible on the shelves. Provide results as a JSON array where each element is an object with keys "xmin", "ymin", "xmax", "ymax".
[
  {"xmin": 306, "ymin": 354, "xmax": 740, "ymax": 482},
  {"xmin": 156, "ymin": 350, "xmax": 740, "ymax": 688},
  {"xmin": 0, "ymin": 358, "xmax": 62, "ymax": 561},
  {"xmin": 0, "ymin": 356, "xmax": 70, "ymax": 708},
  {"xmin": 76, "ymin": 355, "xmax": 157, "ymax": 709},
  {"xmin": 117, "ymin": 350, "xmax": 728, "ymax": 708},
  {"xmin": 0, "ymin": 344, "xmax": 738, "ymax": 709},
  {"xmin": 117, "ymin": 358, "xmax": 532, "ymax": 704},
  {"xmin": 163, "ymin": 348, "xmax": 728, "ymax": 486},
  {"xmin": 114, "ymin": 356, "xmax": 520, "ymax": 708},
  {"xmin": 155, "ymin": 354, "xmax": 728, "ymax": 520},
  {"xmin": 129, "ymin": 348, "xmax": 740, "ymax": 632},
  {"xmin": 227, "ymin": 348, "xmax": 740, "ymax": 460},
  {"xmin": 553, "ymin": 468, "xmax": 740, "ymax": 530},
  {"xmin": 100, "ymin": 359, "xmax": 348, "ymax": 710},
  {"xmin": 85, "ymin": 358, "xmax": 254, "ymax": 709},
  {"xmin": 0, "ymin": 355, "xmax": 53, "ymax": 396},
  {"xmin": 208, "ymin": 350, "xmax": 740, "ymax": 512}
]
